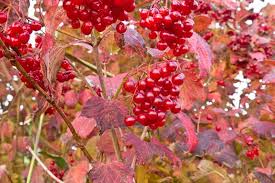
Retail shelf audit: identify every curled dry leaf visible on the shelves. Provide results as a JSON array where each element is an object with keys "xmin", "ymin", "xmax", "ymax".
[
  {"xmin": 88, "ymin": 161, "xmax": 134, "ymax": 183},
  {"xmin": 81, "ymin": 96, "xmax": 127, "ymax": 133}
]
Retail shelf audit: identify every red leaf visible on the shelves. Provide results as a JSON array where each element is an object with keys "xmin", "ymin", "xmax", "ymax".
[
  {"xmin": 64, "ymin": 160, "xmax": 90, "ymax": 183},
  {"xmin": 179, "ymin": 72, "xmax": 207, "ymax": 110},
  {"xmin": 12, "ymin": 136, "xmax": 30, "ymax": 153},
  {"xmin": 64, "ymin": 90, "xmax": 79, "ymax": 108},
  {"xmin": 79, "ymin": 89, "xmax": 93, "ymax": 105},
  {"xmin": 176, "ymin": 113, "xmax": 198, "ymax": 152},
  {"xmin": 209, "ymin": 0, "xmax": 239, "ymax": 9},
  {"xmin": 187, "ymin": 32, "xmax": 213, "ymax": 77},
  {"xmin": 67, "ymin": 115, "xmax": 97, "ymax": 139},
  {"xmin": 123, "ymin": 133, "xmax": 181, "ymax": 166},
  {"xmin": 147, "ymin": 47, "xmax": 165, "ymax": 58},
  {"xmin": 263, "ymin": 70, "xmax": 275, "ymax": 84},
  {"xmin": 86, "ymin": 73, "xmax": 127, "ymax": 97},
  {"xmin": 124, "ymin": 27, "xmax": 146, "ymax": 53},
  {"xmin": 96, "ymin": 130, "xmax": 122, "ymax": 155},
  {"xmin": 80, "ymin": 96, "xmax": 127, "ymax": 133},
  {"xmin": 44, "ymin": 6, "xmax": 67, "ymax": 35},
  {"xmin": 88, "ymin": 162, "xmax": 134, "ymax": 183}
]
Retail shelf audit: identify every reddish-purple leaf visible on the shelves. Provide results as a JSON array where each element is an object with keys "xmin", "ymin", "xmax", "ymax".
[
  {"xmin": 96, "ymin": 130, "xmax": 122, "ymax": 155},
  {"xmin": 254, "ymin": 168, "xmax": 274, "ymax": 183},
  {"xmin": 63, "ymin": 160, "xmax": 90, "ymax": 183},
  {"xmin": 86, "ymin": 73, "xmax": 127, "ymax": 97},
  {"xmin": 124, "ymin": 27, "xmax": 145, "ymax": 51},
  {"xmin": 187, "ymin": 32, "xmax": 213, "ymax": 77},
  {"xmin": 210, "ymin": 0, "xmax": 239, "ymax": 9},
  {"xmin": 31, "ymin": 166, "xmax": 45, "ymax": 183},
  {"xmin": 176, "ymin": 113, "xmax": 198, "ymax": 152},
  {"xmin": 240, "ymin": 117, "xmax": 275, "ymax": 138},
  {"xmin": 89, "ymin": 162, "xmax": 134, "ymax": 183},
  {"xmin": 147, "ymin": 47, "xmax": 165, "ymax": 58},
  {"xmin": 194, "ymin": 130, "xmax": 238, "ymax": 168},
  {"xmin": 64, "ymin": 90, "xmax": 79, "ymax": 108},
  {"xmin": 12, "ymin": 136, "xmax": 30, "ymax": 153},
  {"xmin": 123, "ymin": 133, "xmax": 180, "ymax": 166},
  {"xmin": 81, "ymin": 96, "xmax": 127, "ymax": 133},
  {"xmin": 79, "ymin": 89, "xmax": 93, "ymax": 105},
  {"xmin": 44, "ymin": 6, "xmax": 67, "ymax": 35},
  {"xmin": 67, "ymin": 115, "xmax": 97, "ymax": 139}
]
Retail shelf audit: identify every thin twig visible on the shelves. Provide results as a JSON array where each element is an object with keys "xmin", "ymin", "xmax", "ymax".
[
  {"xmin": 93, "ymin": 41, "xmax": 123, "ymax": 161},
  {"xmin": 0, "ymin": 39, "xmax": 94, "ymax": 163},
  {"xmin": 27, "ymin": 147, "xmax": 64, "ymax": 183},
  {"xmin": 65, "ymin": 52, "xmax": 114, "ymax": 77},
  {"xmin": 26, "ymin": 113, "xmax": 45, "ymax": 183}
]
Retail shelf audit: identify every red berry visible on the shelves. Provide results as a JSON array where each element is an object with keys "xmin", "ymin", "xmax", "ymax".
[
  {"xmin": 124, "ymin": 116, "xmax": 136, "ymax": 126},
  {"xmin": 116, "ymin": 22, "xmax": 127, "ymax": 33},
  {"xmin": 133, "ymin": 93, "xmax": 145, "ymax": 104},
  {"xmin": 30, "ymin": 21, "xmax": 42, "ymax": 31},
  {"xmin": 81, "ymin": 21, "xmax": 93, "ymax": 35},
  {"xmin": 150, "ymin": 68, "xmax": 161, "ymax": 81},
  {"xmin": 172, "ymin": 73, "xmax": 185, "ymax": 85},
  {"xmin": 124, "ymin": 80, "xmax": 136, "ymax": 93},
  {"xmin": 0, "ymin": 12, "xmax": 7, "ymax": 24},
  {"xmin": 19, "ymin": 32, "xmax": 30, "ymax": 44}
]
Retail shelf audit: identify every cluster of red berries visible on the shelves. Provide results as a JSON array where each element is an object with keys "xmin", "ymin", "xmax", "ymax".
[
  {"xmin": 57, "ymin": 59, "xmax": 76, "ymax": 82},
  {"xmin": 228, "ymin": 34, "xmax": 252, "ymax": 53},
  {"xmin": 0, "ymin": 18, "xmax": 42, "ymax": 55},
  {"xmin": 18, "ymin": 57, "xmax": 45, "ymax": 89},
  {"xmin": 62, "ymin": 0, "xmax": 136, "ymax": 35},
  {"xmin": 123, "ymin": 60, "xmax": 184, "ymax": 130},
  {"xmin": 194, "ymin": 0, "xmax": 212, "ymax": 14},
  {"xmin": 48, "ymin": 161, "xmax": 65, "ymax": 180},
  {"xmin": 139, "ymin": 0, "xmax": 198, "ymax": 56},
  {"xmin": 244, "ymin": 136, "xmax": 260, "ymax": 160}
]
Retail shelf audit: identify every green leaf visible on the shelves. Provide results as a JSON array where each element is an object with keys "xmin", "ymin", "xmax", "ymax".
[{"xmin": 40, "ymin": 151, "xmax": 68, "ymax": 169}]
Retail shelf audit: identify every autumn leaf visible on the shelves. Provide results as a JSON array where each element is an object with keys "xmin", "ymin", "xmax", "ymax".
[
  {"xmin": 88, "ymin": 162, "xmax": 134, "ymax": 183},
  {"xmin": 80, "ymin": 96, "xmax": 127, "ymax": 133},
  {"xmin": 194, "ymin": 130, "xmax": 239, "ymax": 168},
  {"xmin": 64, "ymin": 160, "xmax": 90, "ymax": 183},
  {"xmin": 67, "ymin": 115, "xmax": 97, "ymax": 139},
  {"xmin": 179, "ymin": 72, "xmax": 207, "ymax": 110},
  {"xmin": 64, "ymin": 90, "xmax": 79, "ymax": 108},
  {"xmin": 194, "ymin": 15, "xmax": 212, "ymax": 32},
  {"xmin": 86, "ymin": 73, "xmax": 127, "ymax": 97},
  {"xmin": 187, "ymin": 32, "xmax": 213, "ymax": 77},
  {"xmin": 123, "ymin": 133, "xmax": 181, "ymax": 166},
  {"xmin": 176, "ymin": 113, "xmax": 198, "ymax": 152}
]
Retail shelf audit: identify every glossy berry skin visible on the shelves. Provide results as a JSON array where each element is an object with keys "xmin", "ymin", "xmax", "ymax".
[
  {"xmin": 81, "ymin": 21, "xmax": 93, "ymax": 35},
  {"xmin": 123, "ymin": 80, "xmax": 136, "ymax": 93},
  {"xmin": 116, "ymin": 22, "xmax": 127, "ymax": 33},
  {"xmin": 0, "ymin": 12, "xmax": 7, "ymax": 24},
  {"xmin": 30, "ymin": 21, "xmax": 42, "ymax": 31},
  {"xmin": 124, "ymin": 116, "xmax": 136, "ymax": 126},
  {"xmin": 172, "ymin": 73, "xmax": 185, "ymax": 85}
]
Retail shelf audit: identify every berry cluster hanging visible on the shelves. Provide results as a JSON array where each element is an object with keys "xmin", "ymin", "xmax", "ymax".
[
  {"xmin": 123, "ymin": 60, "xmax": 184, "ymax": 130},
  {"xmin": 62, "ymin": 0, "xmax": 136, "ymax": 35},
  {"xmin": 139, "ymin": 0, "xmax": 198, "ymax": 56}
]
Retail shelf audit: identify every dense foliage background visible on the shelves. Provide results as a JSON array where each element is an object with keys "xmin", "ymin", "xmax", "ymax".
[{"xmin": 0, "ymin": 0, "xmax": 274, "ymax": 182}]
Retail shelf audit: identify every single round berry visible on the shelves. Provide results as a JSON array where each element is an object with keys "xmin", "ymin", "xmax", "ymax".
[
  {"xmin": 0, "ymin": 12, "xmax": 7, "ymax": 24},
  {"xmin": 172, "ymin": 73, "xmax": 185, "ymax": 85},
  {"xmin": 116, "ymin": 22, "xmax": 127, "ymax": 33},
  {"xmin": 124, "ymin": 80, "xmax": 136, "ymax": 93},
  {"xmin": 124, "ymin": 116, "xmax": 136, "ymax": 126},
  {"xmin": 81, "ymin": 21, "xmax": 93, "ymax": 35}
]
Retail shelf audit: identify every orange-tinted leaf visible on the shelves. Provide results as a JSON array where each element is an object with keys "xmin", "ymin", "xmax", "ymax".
[
  {"xmin": 194, "ymin": 15, "xmax": 212, "ymax": 32},
  {"xmin": 179, "ymin": 72, "xmax": 207, "ymax": 110},
  {"xmin": 64, "ymin": 160, "xmax": 90, "ymax": 183},
  {"xmin": 67, "ymin": 115, "xmax": 97, "ymax": 139}
]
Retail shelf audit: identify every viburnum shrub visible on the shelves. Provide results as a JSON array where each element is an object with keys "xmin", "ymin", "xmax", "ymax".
[{"xmin": 0, "ymin": 0, "xmax": 274, "ymax": 183}]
